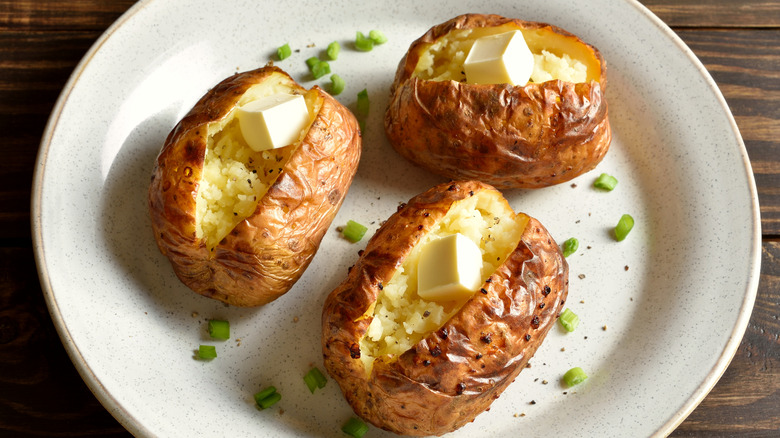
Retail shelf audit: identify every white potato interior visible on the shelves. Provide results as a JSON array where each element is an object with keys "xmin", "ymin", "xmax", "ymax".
[
  {"xmin": 195, "ymin": 74, "xmax": 320, "ymax": 250},
  {"xmin": 359, "ymin": 191, "xmax": 530, "ymax": 372},
  {"xmin": 413, "ymin": 24, "xmax": 600, "ymax": 84}
]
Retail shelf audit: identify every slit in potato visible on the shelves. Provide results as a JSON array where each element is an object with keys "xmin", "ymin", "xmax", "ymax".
[
  {"xmin": 359, "ymin": 190, "xmax": 530, "ymax": 372},
  {"xmin": 195, "ymin": 77, "xmax": 321, "ymax": 250},
  {"xmin": 412, "ymin": 24, "xmax": 601, "ymax": 84}
]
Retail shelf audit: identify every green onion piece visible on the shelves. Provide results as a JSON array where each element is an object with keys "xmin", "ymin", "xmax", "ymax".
[
  {"xmin": 257, "ymin": 392, "xmax": 282, "ymax": 409},
  {"xmin": 326, "ymin": 41, "xmax": 341, "ymax": 60},
  {"xmin": 305, "ymin": 56, "xmax": 320, "ymax": 69},
  {"xmin": 330, "ymin": 74, "xmax": 345, "ymax": 95},
  {"xmin": 356, "ymin": 89, "xmax": 369, "ymax": 116},
  {"xmin": 311, "ymin": 60, "xmax": 331, "ymax": 79},
  {"xmin": 208, "ymin": 319, "xmax": 230, "ymax": 340},
  {"xmin": 355, "ymin": 31, "xmax": 374, "ymax": 52},
  {"xmin": 198, "ymin": 345, "xmax": 217, "ymax": 359},
  {"xmin": 343, "ymin": 220, "xmax": 368, "ymax": 243},
  {"xmin": 253, "ymin": 386, "xmax": 277, "ymax": 405},
  {"xmin": 342, "ymin": 417, "xmax": 369, "ymax": 438},
  {"xmin": 614, "ymin": 214, "xmax": 635, "ymax": 241},
  {"xmin": 563, "ymin": 367, "xmax": 588, "ymax": 386},
  {"xmin": 594, "ymin": 173, "xmax": 618, "ymax": 191},
  {"xmin": 277, "ymin": 43, "xmax": 291, "ymax": 61},
  {"xmin": 303, "ymin": 367, "xmax": 327, "ymax": 393},
  {"xmin": 358, "ymin": 119, "xmax": 366, "ymax": 133},
  {"xmin": 368, "ymin": 30, "xmax": 388, "ymax": 44},
  {"xmin": 303, "ymin": 372, "xmax": 318, "ymax": 393},
  {"xmin": 559, "ymin": 308, "xmax": 580, "ymax": 332},
  {"xmin": 562, "ymin": 238, "xmax": 579, "ymax": 258}
]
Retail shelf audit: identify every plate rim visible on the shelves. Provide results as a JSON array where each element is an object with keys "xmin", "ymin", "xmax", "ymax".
[{"xmin": 29, "ymin": 0, "xmax": 762, "ymax": 436}]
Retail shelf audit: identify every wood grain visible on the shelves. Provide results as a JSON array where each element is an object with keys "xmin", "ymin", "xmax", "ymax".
[
  {"xmin": 0, "ymin": 0, "xmax": 777, "ymax": 436},
  {"xmin": 642, "ymin": 0, "xmax": 780, "ymax": 27},
  {"xmin": 671, "ymin": 241, "xmax": 780, "ymax": 436},
  {"xmin": 674, "ymin": 29, "xmax": 780, "ymax": 236}
]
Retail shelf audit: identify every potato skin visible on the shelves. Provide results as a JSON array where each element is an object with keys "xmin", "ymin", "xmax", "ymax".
[
  {"xmin": 322, "ymin": 180, "xmax": 568, "ymax": 436},
  {"xmin": 149, "ymin": 66, "xmax": 361, "ymax": 307},
  {"xmin": 385, "ymin": 13, "xmax": 610, "ymax": 189}
]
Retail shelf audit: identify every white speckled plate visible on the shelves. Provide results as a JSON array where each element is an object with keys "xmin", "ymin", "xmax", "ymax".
[{"xmin": 32, "ymin": 0, "xmax": 761, "ymax": 436}]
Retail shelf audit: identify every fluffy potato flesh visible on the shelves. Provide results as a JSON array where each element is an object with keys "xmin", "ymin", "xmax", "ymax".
[
  {"xmin": 413, "ymin": 24, "xmax": 601, "ymax": 84},
  {"xmin": 195, "ymin": 81, "xmax": 320, "ymax": 250},
  {"xmin": 359, "ymin": 191, "xmax": 529, "ymax": 372}
]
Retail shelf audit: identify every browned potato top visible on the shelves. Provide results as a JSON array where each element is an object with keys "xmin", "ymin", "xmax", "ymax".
[
  {"xmin": 322, "ymin": 180, "xmax": 568, "ymax": 435},
  {"xmin": 385, "ymin": 14, "xmax": 611, "ymax": 189},
  {"xmin": 149, "ymin": 67, "xmax": 361, "ymax": 306}
]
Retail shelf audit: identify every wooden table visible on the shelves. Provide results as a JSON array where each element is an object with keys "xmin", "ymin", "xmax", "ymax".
[{"xmin": 1, "ymin": 0, "xmax": 777, "ymax": 436}]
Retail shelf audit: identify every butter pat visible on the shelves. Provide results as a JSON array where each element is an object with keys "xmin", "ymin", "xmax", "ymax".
[
  {"xmin": 236, "ymin": 94, "xmax": 309, "ymax": 152},
  {"xmin": 463, "ymin": 30, "xmax": 534, "ymax": 86},
  {"xmin": 417, "ymin": 233, "xmax": 483, "ymax": 302}
]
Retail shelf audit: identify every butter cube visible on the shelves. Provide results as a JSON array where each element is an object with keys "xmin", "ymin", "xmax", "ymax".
[
  {"xmin": 463, "ymin": 30, "xmax": 534, "ymax": 86},
  {"xmin": 417, "ymin": 233, "xmax": 483, "ymax": 302},
  {"xmin": 236, "ymin": 94, "xmax": 309, "ymax": 152}
]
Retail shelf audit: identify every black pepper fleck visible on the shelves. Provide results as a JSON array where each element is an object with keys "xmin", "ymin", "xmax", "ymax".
[
  {"xmin": 456, "ymin": 383, "xmax": 465, "ymax": 395},
  {"xmin": 542, "ymin": 285, "xmax": 551, "ymax": 296},
  {"xmin": 480, "ymin": 333, "xmax": 492, "ymax": 344},
  {"xmin": 524, "ymin": 334, "xmax": 531, "ymax": 341},
  {"xmin": 480, "ymin": 288, "xmax": 488, "ymax": 295}
]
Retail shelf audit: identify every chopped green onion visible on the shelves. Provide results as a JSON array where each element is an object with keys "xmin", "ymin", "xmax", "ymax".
[
  {"xmin": 198, "ymin": 345, "xmax": 217, "ymax": 359},
  {"xmin": 254, "ymin": 386, "xmax": 281, "ymax": 409},
  {"xmin": 326, "ymin": 41, "xmax": 341, "ymax": 60},
  {"xmin": 614, "ymin": 214, "xmax": 635, "ymax": 241},
  {"xmin": 253, "ymin": 386, "xmax": 277, "ymax": 405},
  {"xmin": 356, "ymin": 89, "xmax": 369, "ymax": 116},
  {"xmin": 208, "ymin": 319, "xmax": 230, "ymax": 340},
  {"xmin": 343, "ymin": 220, "xmax": 368, "ymax": 243},
  {"xmin": 355, "ymin": 31, "xmax": 374, "ymax": 52},
  {"xmin": 303, "ymin": 367, "xmax": 328, "ymax": 393},
  {"xmin": 330, "ymin": 74, "xmax": 345, "ymax": 96},
  {"xmin": 594, "ymin": 173, "xmax": 618, "ymax": 191},
  {"xmin": 257, "ymin": 392, "xmax": 281, "ymax": 409},
  {"xmin": 368, "ymin": 30, "xmax": 388, "ymax": 44},
  {"xmin": 563, "ymin": 367, "xmax": 588, "ymax": 386},
  {"xmin": 305, "ymin": 56, "xmax": 320, "ymax": 69},
  {"xmin": 277, "ymin": 43, "xmax": 291, "ymax": 61},
  {"xmin": 342, "ymin": 417, "xmax": 369, "ymax": 438},
  {"xmin": 562, "ymin": 238, "xmax": 578, "ymax": 258},
  {"xmin": 559, "ymin": 308, "xmax": 580, "ymax": 332},
  {"xmin": 311, "ymin": 60, "xmax": 331, "ymax": 79}
]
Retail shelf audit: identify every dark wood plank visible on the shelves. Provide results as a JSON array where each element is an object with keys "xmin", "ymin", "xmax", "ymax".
[
  {"xmin": 0, "ymin": 31, "xmax": 102, "ymax": 240},
  {"xmin": 672, "ymin": 240, "xmax": 780, "ymax": 436},
  {"xmin": 642, "ymin": 0, "xmax": 780, "ymax": 28},
  {"xmin": 674, "ymin": 29, "xmax": 780, "ymax": 236},
  {"xmin": 0, "ymin": 247, "xmax": 130, "ymax": 437},
  {"xmin": 0, "ymin": 0, "xmax": 135, "ymax": 31}
]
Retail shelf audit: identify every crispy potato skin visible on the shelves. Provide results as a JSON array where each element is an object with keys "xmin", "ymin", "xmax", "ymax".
[
  {"xmin": 149, "ymin": 66, "xmax": 361, "ymax": 307},
  {"xmin": 322, "ymin": 181, "xmax": 568, "ymax": 436},
  {"xmin": 384, "ymin": 13, "xmax": 610, "ymax": 189}
]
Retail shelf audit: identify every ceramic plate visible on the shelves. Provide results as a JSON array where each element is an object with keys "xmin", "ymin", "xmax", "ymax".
[{"xmin": 32, "ymin": 0, "xmax": 761, "ymax": 436}]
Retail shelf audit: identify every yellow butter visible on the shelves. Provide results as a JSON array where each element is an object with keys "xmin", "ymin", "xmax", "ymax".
[
  {"xmin": 236, "ymin": 94, "xmax": 309, "ymax": 152},
  {"xmin": 463, "ymin": 30, "xmax": 534, "ymax": 86},
  {"xmin": 417, "ymin": 233, "xmax": 483, "ymax": 302}
]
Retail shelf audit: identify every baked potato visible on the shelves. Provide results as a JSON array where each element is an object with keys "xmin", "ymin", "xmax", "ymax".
[
  {"xmin": 322, "ymin": 180, "xmax": 568, "ymax": 436},
  {"xmin": 149, "ymin": 66, "xmax": 361, "ymax": 307},
  {"xmin": 384, "ymin": 13, "xmax": 610, "ymax": 189}
]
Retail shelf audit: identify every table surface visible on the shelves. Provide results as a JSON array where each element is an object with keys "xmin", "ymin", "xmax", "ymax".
[{"xmin": 1, "ymin": 0, "xmax": 778, "ymax": 436}]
